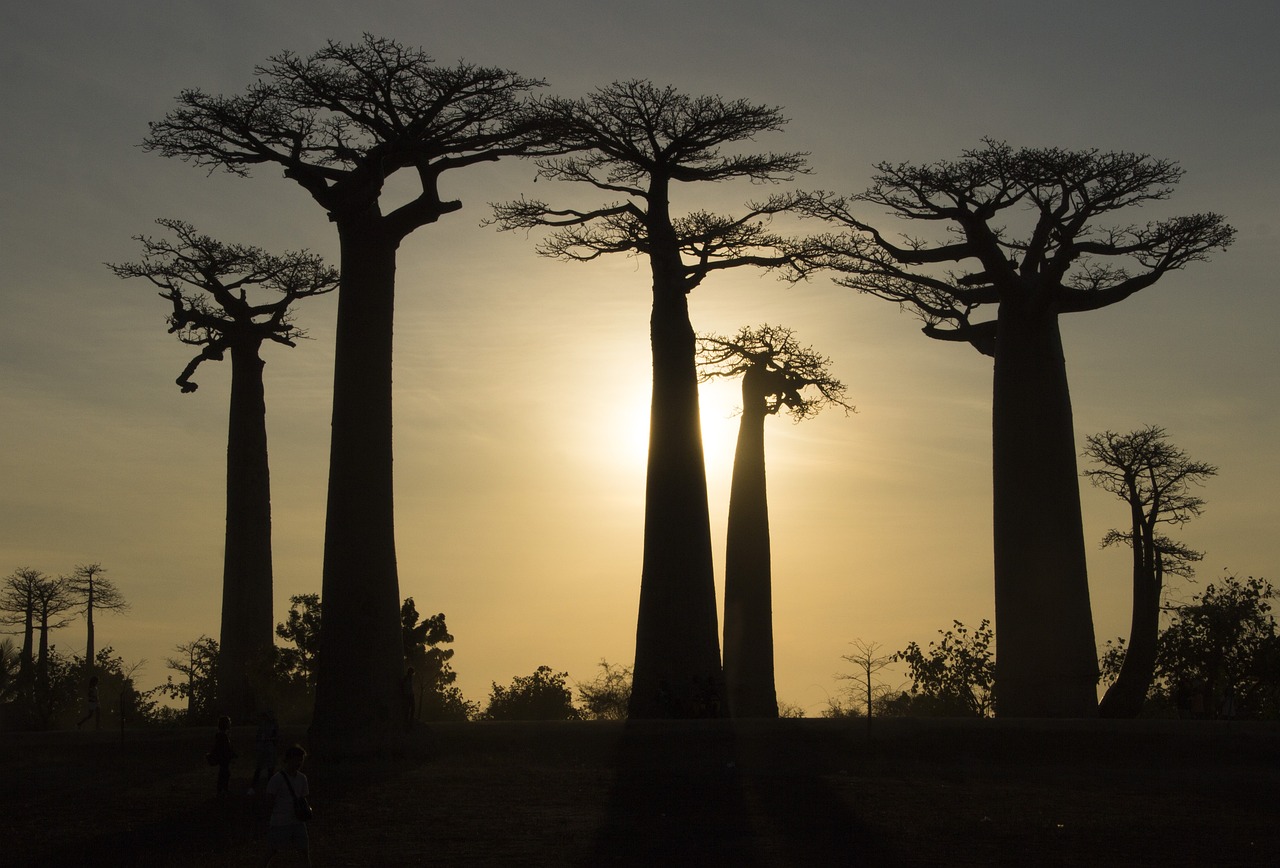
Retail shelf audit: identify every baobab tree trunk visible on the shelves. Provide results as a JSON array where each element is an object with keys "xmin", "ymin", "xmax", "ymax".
[
  {"xmin": 722, "ymin": 366, "xmax": 778, "ymax": 718},
  {"xmin": 84, "ymin": 586, "xmax": 95, "ymax": 670},
  {"xmin": 1099, "ymin": 529, "xmax": 1161, "ymax": 718},
  {"xmin": 991, "ymin": 305, "xmax": 1098, "ymax": 718},
  {"xmin": 629, "ymin": 276, "xmax": 724, "ymax": 719},
  {"xmin": 217, "ymin": 340, "xmax": 275, "ymax": 721},
  {"xmin": 311, "ymin": 224, "xmax": 405, "ymax": 751}
]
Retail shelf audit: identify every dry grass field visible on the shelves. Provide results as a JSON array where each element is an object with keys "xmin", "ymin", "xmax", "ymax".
[{"xmin": 2, "ymin": 717, "xmax": 1277, "ymax": 866}]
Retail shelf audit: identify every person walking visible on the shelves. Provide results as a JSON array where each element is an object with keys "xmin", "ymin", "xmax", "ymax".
[{"xmin": 263, "ymin": 744, "xmax": 312, "ymax": 866}]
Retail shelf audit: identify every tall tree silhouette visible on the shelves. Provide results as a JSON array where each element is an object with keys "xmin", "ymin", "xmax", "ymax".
[
  {"xmin": 800, "ymin": 141, "xmax": 1234, "ymax": 717},
  {"xmin": 490, "ymin": 82, "xmax": 810, "ymax": 717},
  {"xmin": 1083, "ymin": 426, "xmax": 1215, "ymax": 718},
  {"xmin": 62, "ymin": 563, "xmax": 128, "ymax": 674},
  {"xmin": 0, "ymin": 567, "xmax": 48, "ymax": 695},
  {"xmin": 145, "ymin": 35, "xmax": 549, "ymax": 747},
  {"xmin": 697, "ymin": 325, "xmax": 851, "ymax": 717},
  {"xmin": 109, "ymin": 219, "xmax": 336, "ymax": 720}
]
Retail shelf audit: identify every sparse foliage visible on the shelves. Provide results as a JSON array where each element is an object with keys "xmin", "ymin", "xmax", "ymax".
[
  {"xmin": 575, "ymin": 659, "xmax": 633, "ymax": 721},
  {"xmin": 838, "ymin": 640, "xmax": 896, "ymax": 731},
  {"xmin": 698, "ymin": 325, "xmax": 853, "ymax": 422}
]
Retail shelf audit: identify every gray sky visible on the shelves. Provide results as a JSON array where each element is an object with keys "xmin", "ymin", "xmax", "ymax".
[{"xmin": 2, "ymin": 1, "xmax": 1276, "ymax": 712}]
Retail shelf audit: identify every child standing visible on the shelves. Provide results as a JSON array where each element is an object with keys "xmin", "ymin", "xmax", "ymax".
[{"xmin": 263, "ymin": 744, "xmax": 312, "ymax": 867}]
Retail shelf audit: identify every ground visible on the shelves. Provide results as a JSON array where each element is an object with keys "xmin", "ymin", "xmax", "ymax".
[{"xmin": 2, "ymin": 718, "xmax": 1276, "ymax": 866}]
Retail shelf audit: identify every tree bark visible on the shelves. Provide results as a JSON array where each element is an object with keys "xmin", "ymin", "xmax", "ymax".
[
  {"xmin": 628, "ymin": 200, "xmax": 724, "ymax": 717},
  {"xmin": 1099, "ymin": 520, "xmax": 1161, "ymax": 718},
  {"xmin": 991, "ymin": 304, "xmax": 1099, "ymax": 717},
  {"xmin": 310, "ymin": 223, "xmax": 406, "ymax": 750},
  {"xmin": 217, "ymin": 340, "xmax": 275, "ymax": 721},
  {"xmin": 84, "ymin": 584, "xmax": 95, "ymax": 670},
  {"xmin": 723, "ymin": 366, "xmax": 778, "ymax": 718}
]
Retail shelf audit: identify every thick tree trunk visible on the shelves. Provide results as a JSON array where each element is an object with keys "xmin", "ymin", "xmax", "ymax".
[
  {"xmin": 310, "ymin": 225, "xmax": 405, "ymax": 751},
  {"xmin": 991, "ymin": 305, "xmax": 1098, "ymax": 717},
  {"xmin": 628, "ymin": 272, "xmax": 724, "ymax": 719},
  {"xmin": 723, "ymin": 368, "xmax": 778, "ymax": 718},
  {"xmin": 217, "ymin": 341, "xmax": 275, "ymax": 721},
  {"xmin": 1099, "ymin": 527, "xmax": 1161, "ymax": 718}
]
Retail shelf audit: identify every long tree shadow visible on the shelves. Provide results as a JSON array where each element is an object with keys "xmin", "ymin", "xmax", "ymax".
[{"xmin": 588, "ymin": 720, "xmax": 890, "ymax": 867}]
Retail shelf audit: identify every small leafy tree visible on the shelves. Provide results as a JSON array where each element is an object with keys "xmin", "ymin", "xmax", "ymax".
[
  {"xmin": 483, "ymin": 666, "xmax": 580, "ymax": 721},
  {"xmin": 575, "ymin": 659, "xmax": 632, "ymax": 721},
  {"xmin": 401, "ymin": 598, "xmax": 473, "ymax": 721},
  {"xmin": 157, "ymin": 636, "xmax": 219, "ymax": 724},
  {"xmin": 896, "ymin": 620, "xmax": 996, "ymax": 717},
  {"xmin": 275, "ymin": 594, "xmax": 322, "ymax": 690},
  {"xmin": 1156, "ymin": 575, "xmax": 1278, "ymax": 719}
]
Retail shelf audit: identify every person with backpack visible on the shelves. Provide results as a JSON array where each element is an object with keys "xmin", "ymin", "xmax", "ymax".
[{"xmin": 263, "ymin": 744, "xmax": 312, "ymax": 866}]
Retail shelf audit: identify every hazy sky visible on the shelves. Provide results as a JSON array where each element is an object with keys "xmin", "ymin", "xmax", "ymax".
[{"xmin": 2, "ymin": 1, "xmax": 1277, "ymax": 713}]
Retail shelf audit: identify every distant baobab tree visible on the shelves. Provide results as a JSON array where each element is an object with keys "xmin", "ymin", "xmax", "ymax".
[
  {"xmin": 144, "ymin": 35, "xmax": 552, "ymax": 748},
  {"xmin": 1083, "ymin": 426, "xmax": 1216, "ymax": 718},
  {"xmin": 697, "ymin": 325, "xmax": 852, "ymax": 717},
  {"xmin": 799, "ymin": 141, "xmax": 1234, "ymax": 717},
  {"xmin": 62, "ymin": 563, "xmax": 129, "ymax": 672},
  {"xmin": 109, "ymin": 219, "xmax": 337, "ymax": 720},
  {"xmin": 490, "ymin": 81, "xmax": 812, "ymax": 718}
]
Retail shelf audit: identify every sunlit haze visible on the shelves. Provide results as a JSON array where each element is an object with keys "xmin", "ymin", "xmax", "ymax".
[{"xmin": 2, "ymin": 1, "xmax": 1277, "ymax": 713}]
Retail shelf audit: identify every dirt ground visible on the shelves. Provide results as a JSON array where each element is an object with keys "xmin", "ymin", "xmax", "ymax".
[{"xmin": 2, "ymin": 717, "xmax": 1277, "ymax": 867}]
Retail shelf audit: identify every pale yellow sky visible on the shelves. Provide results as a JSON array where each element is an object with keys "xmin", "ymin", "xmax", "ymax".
[{"xmin": 2, "ymin": 1, "xmax": 1277, "ymax": 713}]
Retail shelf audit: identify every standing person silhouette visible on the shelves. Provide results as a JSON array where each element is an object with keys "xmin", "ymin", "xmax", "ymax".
[
  {"xmin": 76, "ymin": 676, "xmax": 100, "ymax": 729},
  {"xmin": 210, "ymin": 715, "xmax": 236, "ymax": 797},
  {"xmin": 263, "ymin": 745, "xmax": 311, "ymax": 866}
]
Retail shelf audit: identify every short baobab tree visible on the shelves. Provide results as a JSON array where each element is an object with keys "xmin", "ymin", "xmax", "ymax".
[
  {"xmin": 109, "ymin": 219, "xmax": 337, "ymax": 719},
  {"xmin": 800, "ymin": 141, "xmax": 1234, "ymax": 717},
  {"xmin": 491, "ymin": 81, "xmax": 812, "ymax": 718},
  {"xmin": 698, "ymin": 325, "xmax": 852, "ymax": 717},
  {"xmin": 62, "ymin": 563, "xmax": 129, "ymax": 671},
  {"xmin": 1083, "ymin": 426, "xmax": 1216, "ymax": 718}
]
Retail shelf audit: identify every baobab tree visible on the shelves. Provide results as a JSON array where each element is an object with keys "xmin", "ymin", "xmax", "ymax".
[
  {"xmin": 697, "ymin": 325, "xmax": 852, "ymax": 717},
  {"xmin": 62, "ymin": 563, "xmax": 129, "ymax": 673},
  {"xmin": 109, "ymin": 219, "xmax": 337, "ymax": 720},
  {"xmin": 490, "ymin": 81, "xmax": 811, "ymax": 717},
  {"xmin": 0, "ymin": 567, "xmax": 47, "ymax": 694},
  {"xmin": 144, "ymin": 35, "xmax": 551, "ymax": 747},
  {"xmin": 800, "ymin": 141, "xmax": 1234, "ymax": 716},
  {"xmin": 1083, "ymin": 426, "xmax": 1216, "ymax": 718}
]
